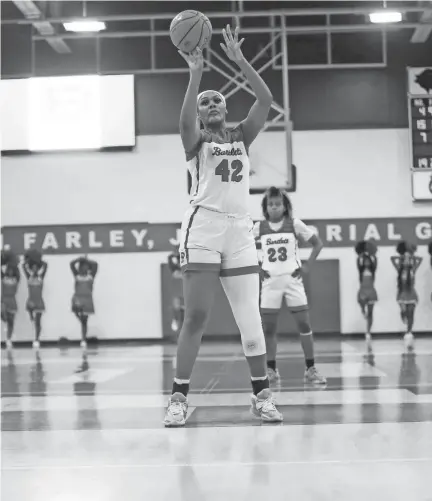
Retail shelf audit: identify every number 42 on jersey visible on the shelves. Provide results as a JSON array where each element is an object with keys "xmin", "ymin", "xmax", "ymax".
[{"xmin": 215, "ymin": 159, "xmax": 244, "ymax": 183}]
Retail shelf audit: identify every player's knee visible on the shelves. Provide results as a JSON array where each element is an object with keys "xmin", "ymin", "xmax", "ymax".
[
  {"xmin": 183, "ymin": 308, "xmax": 209, "ymax": 334},
  {"xmin": 406, "ymin": 304, "xmax": 415, "ymax": 315},
  {"xmin": 241, "ymin": 331, "xmax": 266, "ymax": 357},
  {"xmin": 261, "ymin": 312, "xmax": 278, "ymax": 337},
  {"xmin": 232, "ymin": 309, "xmax": 266, "ymax": 356},
  {"xmin": 298, "ymin": 320, "xmax": 311, "ymax": 333},
  {"xmin": 294, "ymin": 312, "xmax": 311, "ymax": 333}
]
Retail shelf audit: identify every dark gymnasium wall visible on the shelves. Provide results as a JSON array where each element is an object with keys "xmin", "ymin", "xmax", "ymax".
[{"xmin": 2, "ymin": 23, "xmax": 432, "ymax": 133}]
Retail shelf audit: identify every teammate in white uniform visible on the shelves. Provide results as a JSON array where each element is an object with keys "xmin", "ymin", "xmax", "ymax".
[
  {"xmin": 254, "ymin": 187, "xmax": 327, "ymax": 384},
  {"xmin": 164, "ymin": 26, "xmax": 282, "ymax": 426}
]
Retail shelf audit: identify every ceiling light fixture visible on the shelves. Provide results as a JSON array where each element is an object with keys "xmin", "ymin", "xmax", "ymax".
[
  {"xmin": 369, "ymin": 11, "xmax": 402, "ymax": 24},
  {"xmin": 63, "ymin": 21, "xmax": 106, "ymax": 32}
]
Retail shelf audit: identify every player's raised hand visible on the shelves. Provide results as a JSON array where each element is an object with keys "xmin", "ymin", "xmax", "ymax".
[
  {"xmin": 178, "ymin": 47, "xmax": 204, "ymax": 72},
  {"xmin": 220, "ymin": 25, "xmax": 244, "ymax": 62}
]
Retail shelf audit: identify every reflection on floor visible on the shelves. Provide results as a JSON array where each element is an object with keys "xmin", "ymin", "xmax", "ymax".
[{"xmin": 2, "ymin": 336, "xmax": 432, "ymax": 500}]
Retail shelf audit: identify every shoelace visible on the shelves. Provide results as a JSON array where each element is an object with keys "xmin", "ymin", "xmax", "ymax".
[
  {"xmin": 308, "ymin": 367, "xmax": 320, "ymax": 376},
  {"xmin": 308, "ymin": 367, "xmax": 325, "ymax": 381},
  {"xmin": 260, "ymin": 396, "xmax": 277, "ymax": 413},
  {"xmin": 170, "ymin": 400, "xmax": 185, "ymax": 416}
]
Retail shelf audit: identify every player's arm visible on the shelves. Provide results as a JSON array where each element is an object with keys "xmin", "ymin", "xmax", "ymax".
[
  {"xmin": 413, "ymin": 256, "xmax": 423, "ymax": 272},
  {"xmin": 305, "ymin": 235, "xmax": 323, "ymax": 267},
  {"xmin": 14, "ymin": 266, "xmax": 21, "ymax": 283},
  {"xmin": 356, "ymin": 256, "xmax": 364, "ymax": 282},
  {"xmin": 39, "ymin": 261, "xmax": 48, "ymax": 280},
  {"xmin": 252, "ymin": 221, "xmax": 269, "ymax": 279},
  {"xmin": 252, "ymin": 221, "xmax": 263, "ymax": 260},
  {"xmin": 252, "ymin": 221, "xmax": 263, "ymax": 261},
  {"xmin": 252, "ymin": 222, "xmax": 261, "ymax": 250},
  {"xmin": 295, "ymin": 219, "xmax": 323, "ymax": 272},
  {"xmin": 178, "ymin": 49, "xmax": 204, "ymax": 154},
  {"xmin": 220, "ymin": 26, "xmax": 272, "ymax": 147},
  {"xmin": 390, "ymin": 256, "xmax": 400, "ymax": 270},
  {"xmin": 356, "ymin": 255, "xmax": 363, "ymax": 278},
  {"xmin": 428, "ymin": 241, "xmax": 432, "ymax": 267},
  {"xmin": 70, "ymin": 258, "xmax": 80, "ymax": 277},
  {"xmin": 21, "ymin": 261, "xmax": 31, "ymax": 280},
  {"xmin": 88, "ymin": 260, "xmax": 98, "ymax": 278}
]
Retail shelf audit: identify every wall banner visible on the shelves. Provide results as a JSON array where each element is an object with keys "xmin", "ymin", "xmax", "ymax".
[{"xmin": 1, "ymin": 217, "xmax": 431, "ymax": 255}]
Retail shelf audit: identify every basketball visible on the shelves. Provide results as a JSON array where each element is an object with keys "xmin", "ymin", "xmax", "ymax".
[{"xmin": 170, "ymin": 10, "xmax": 212, "ymax": 53}]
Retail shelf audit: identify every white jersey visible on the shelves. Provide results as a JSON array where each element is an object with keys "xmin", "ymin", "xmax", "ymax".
[
  {"xmin": 253, "ymin": 217, "xmax": 315, "ymax": 276},
  {"xmin": 186, "ymin": 125, "xmax": 251, "ymax": 217}
]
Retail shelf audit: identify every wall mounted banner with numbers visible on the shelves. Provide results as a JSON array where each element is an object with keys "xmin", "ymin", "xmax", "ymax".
[
  {"xmin": 1, "ymin": 217, "xmax": 431, "ymax": 255},
  {"xmin": 407, "ymin": 67, "xmax": 432, "ymax": 170}
]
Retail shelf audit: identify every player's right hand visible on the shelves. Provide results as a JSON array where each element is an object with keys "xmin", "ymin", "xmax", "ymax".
[
  {"xmin": 178, "ymin": 48, "xmax": 204, "ymax": 72},
  {"xmin": 259, "ymin": 267, "xmax": 270, "ymax": 281}
]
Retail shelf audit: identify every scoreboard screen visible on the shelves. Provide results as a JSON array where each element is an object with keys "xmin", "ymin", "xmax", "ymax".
[
  {"xmin": 410, "ymin": 97, "xmax": 432, "ymax": 169},
  {"xmin": 407, "ymin": 67, "xmax": 432, "ymax": 201}
]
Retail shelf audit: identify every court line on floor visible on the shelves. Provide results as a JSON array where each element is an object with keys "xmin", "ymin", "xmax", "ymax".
[
  {"xmin": 4, "ymin": 350, "xmax": 432, "ymax": 365},
  {"xmin": 4, "ymin": 457, "xmax": 432, "ymax": 471},
  {"xmin": 200, "ymin": 378, "xmax": 216, "ymax": 394},
  {"xmin": 207, "ymin": 378, "xmax": 219, "ymax": 393},
  {"xmin": 1, "ymin": 353, "xmax": 353, "ymax": 365},
  {"xmin": 2, "ymin": 381, "xmax": 432, "ymax": 398},
  {"xmin": 3, "ymin": 388, "xmax": 429, "ymax": 411}
]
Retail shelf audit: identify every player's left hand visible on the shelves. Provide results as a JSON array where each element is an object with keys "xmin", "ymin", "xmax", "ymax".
[
  {"xmin": 292, "ymin": 263, "xmax": 309, "ymax": 278},
  {"xmin": 220, "ymin": 25, "xmax": 244, "ymax": 62}
]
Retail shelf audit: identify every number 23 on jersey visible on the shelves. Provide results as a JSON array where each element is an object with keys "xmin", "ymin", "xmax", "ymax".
[
  {"xmin": 215, "ymin": 159, "xmax": 243, "ymax": 183},
  {"xmin": 267, "ymin": 247, "xmax": 287, "ymax": 262}
]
